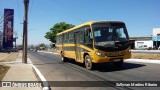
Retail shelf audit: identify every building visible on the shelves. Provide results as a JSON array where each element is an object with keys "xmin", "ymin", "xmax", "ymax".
[
  {"xmin": 152, "ymin": 28, "xmax": 160, "ymax": 47},
  {"xmin": 129, "ymin": 28, "xmax": 160, "ymax": 49},
  {"xmin": 130, "ymin": 37, "xmax": 152, "ymax": 49},
  {"xmin": 134, "ymin": 40, "xmax": 153, "ymax": 49},
  {"xmin": 0, "ymin": 31, "xmax": 3, "ymax": 50}
]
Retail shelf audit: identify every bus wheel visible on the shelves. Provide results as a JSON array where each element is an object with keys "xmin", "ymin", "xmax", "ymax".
[
  {"xmin": 85, "ymin": 55, "xmax": 93, "ymax": 70},
  {"xmin": 113, "ymin": 60, "xmax": 123, "ymax": 68}
]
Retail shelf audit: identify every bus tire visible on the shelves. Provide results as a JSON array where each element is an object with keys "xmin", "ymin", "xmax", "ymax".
[
  {"xmin": 113, "ymin": 60, "xmax": 123, "ymax": 67},
  {"xmin": 85, "ymin": 55, "xmax": 93, "ymax": 70}
]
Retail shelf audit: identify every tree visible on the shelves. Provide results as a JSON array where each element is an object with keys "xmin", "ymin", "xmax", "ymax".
[{"xmin": 44, "ymin": 22, "xmax": 75, "ymax": 43}]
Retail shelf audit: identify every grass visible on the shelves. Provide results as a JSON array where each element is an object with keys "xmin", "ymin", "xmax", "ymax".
[
  {"xmin": 0, "ymin": 52, "xmax": 18, "ymax": 62},
  {"xmin": 131, "ymin": 53, "xmax": 160, "ymax": 60}
]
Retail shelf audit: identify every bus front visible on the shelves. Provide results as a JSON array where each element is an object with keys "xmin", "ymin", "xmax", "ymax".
[{"xmin": 92, "ymin": 21, "xmax": 131, "ymax": 66}]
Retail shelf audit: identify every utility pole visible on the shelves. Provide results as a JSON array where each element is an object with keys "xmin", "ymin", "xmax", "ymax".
[{"xmin": 22, "ymin": 0, "xmax": 29, "ymax": 63}]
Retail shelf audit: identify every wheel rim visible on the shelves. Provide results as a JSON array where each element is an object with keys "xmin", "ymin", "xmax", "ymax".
[{"xmin": 85, "ymin": 57, "xmax": 91, "ymax": 69}]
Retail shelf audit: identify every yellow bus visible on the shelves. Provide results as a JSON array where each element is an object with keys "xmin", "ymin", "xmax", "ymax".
[{"xmin": 56, "ymin": 21, "xmax": 131, "ymax": 69}]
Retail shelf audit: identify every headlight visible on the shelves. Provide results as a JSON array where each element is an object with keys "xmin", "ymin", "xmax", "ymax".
[{"xmin": 95, "ymin": 52, "xmax": 105, "ymax": 57}]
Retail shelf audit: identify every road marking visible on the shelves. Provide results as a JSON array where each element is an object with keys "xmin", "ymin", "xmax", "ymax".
[
  {"xmin": 125, "ymin": 59, "xmax": 160, "ymax": 64},
  {"xmin": 27, "ymin": 58, "xmax": 51, "ymax": 90},
  {"xmin": 37, "ymin": 51, "xmax": 58, "ymax": 55}
]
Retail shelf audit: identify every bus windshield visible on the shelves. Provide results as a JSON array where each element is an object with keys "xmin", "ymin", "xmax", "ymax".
[{"xmin": 93, "ymin": 23, "xmax": 129, "ymax": 47}]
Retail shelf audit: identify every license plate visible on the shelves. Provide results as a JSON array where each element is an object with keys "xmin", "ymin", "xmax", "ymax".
[{"xmin": 113, "ymin": 59, "xmax": 121, "ymax": 62}]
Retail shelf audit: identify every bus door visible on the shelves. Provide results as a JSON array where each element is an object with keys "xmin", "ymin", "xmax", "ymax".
[{"xmin": 74, "ymin": 32, "xmax": 82, "ymax": 61}]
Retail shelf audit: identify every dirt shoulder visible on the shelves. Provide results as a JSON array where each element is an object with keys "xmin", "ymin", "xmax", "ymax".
[
  {"xmin": 0, "ymin": 52, "xmax": 19, "ymax": 80},
  {"xmin": 0, "ymin": 52, "xmax": 18, "ymax": 62},
  {"xmin": 131, "ymin": 53, "xmax": 160, "ymax": 60}
]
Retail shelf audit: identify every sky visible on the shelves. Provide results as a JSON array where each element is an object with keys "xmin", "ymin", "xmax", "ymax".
[{"xmin": 0, "ymin": 0, "xmax": 160, "ymax": 45}]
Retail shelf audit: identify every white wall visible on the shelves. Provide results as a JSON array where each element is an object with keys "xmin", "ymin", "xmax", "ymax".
[{"xmin": 135, "ymin": 40, "xmax": 153, "ymax": 49}]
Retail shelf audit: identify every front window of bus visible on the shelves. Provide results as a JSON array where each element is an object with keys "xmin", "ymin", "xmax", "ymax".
[{"xmin": 92, "ymin": 23, "xmax": 129, "ymax": 51}]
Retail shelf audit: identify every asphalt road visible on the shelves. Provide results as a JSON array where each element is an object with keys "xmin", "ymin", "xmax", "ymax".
[{"xmin": 28, "ymin": 51, "xmax": 160, "ymax": 90}]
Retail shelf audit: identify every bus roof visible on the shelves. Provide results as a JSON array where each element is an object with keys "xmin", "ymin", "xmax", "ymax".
[
  {"xmin": 92, "ymin": 20, "xmax": 124, "ymax": 24},
  {"xmin": 56, "ymin": 20, "xmax": 124, "ymax": 35}
]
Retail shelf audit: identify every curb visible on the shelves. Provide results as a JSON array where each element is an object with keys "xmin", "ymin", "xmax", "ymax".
[
  {"xmin": 125, "ymin": 59, "xmax": 160, "ymax": 64},
  {"xmin": 28, "ymin": 58, "xmax": 51, "ymax": 90},
  {"xmin": 32, "ymin": 65, "xmax": 51, "ymax": 90}
]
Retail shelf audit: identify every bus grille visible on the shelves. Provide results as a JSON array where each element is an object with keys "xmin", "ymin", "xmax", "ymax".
[{"xmin": 105, "ymin": 50, "xmax": 127, "ymax": 57}]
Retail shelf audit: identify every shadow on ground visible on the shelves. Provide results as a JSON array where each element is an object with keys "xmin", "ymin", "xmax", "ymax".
[{"xmin": 65, "ymin": 60, "xmax": 146, "ymax": 72}]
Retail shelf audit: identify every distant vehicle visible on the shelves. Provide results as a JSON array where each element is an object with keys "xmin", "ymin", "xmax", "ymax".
[
  {"xmin": 11, "ymin": 48, "xmax": 19, "ymax": 52},
  {"xmin": 158, "ymin": 46, "xmax": 160, "ymax": 50},
  {"xmin": 136, "ymin": 45, "xmax": 152, "ymax": 50},
  {"xmin": 1, "ymin": 49, "xmax": 10, "ymax": 52},
  {"xmin": 18, "ymin": 47, "xmax": 22, "ymax": 50},
  {"xmin": 152, "ymin": 46, "xmax": 158, "ymax": 50},
  {"xmin": 29, "ymin": 48, "xmax": 34, "ymax": 51},
  {"xmin": 1, "ymin": 48, "xmax": 18, "ymax": 52}
]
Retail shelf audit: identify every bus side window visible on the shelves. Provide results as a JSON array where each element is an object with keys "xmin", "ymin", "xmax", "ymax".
[
  {"xmin": 69, "ymin": 31, "xmax": 74, "ymax": 43},
  {"xmin": 84, "ymin": 27, "xmax": 89, "ymax": 43},
  {"xmin": 56, "ymin": 36, "xmax": 59, "ymax": 45},
  {"xmin": 59, "ymin": 35, "xmax": 62, "ymax": 44},
  {"xmin": 64, "ymin": 33, "xmax": 69, "ymax": 44},
  {"xmin": 80, "ymin": 28, "xmax": 84, "ymax": 43},
  {"xmin": 84, "ymin": 27, "xmax": 93, "ymax": 48}
]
